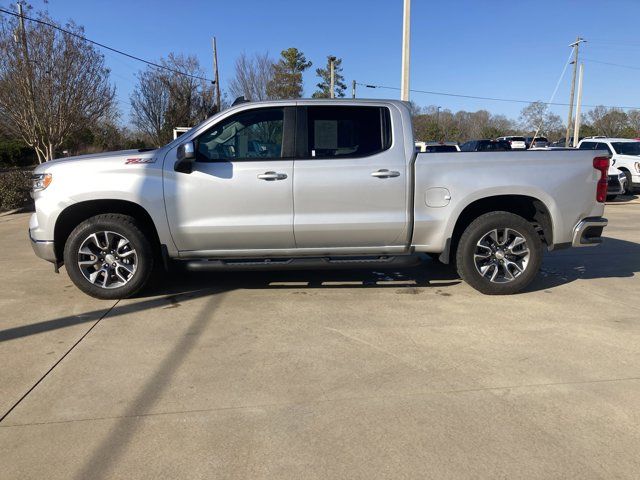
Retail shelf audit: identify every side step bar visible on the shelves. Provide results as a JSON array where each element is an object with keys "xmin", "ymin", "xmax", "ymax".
[{"xmin": 180, "ymin": 255, "xmax": 422, "ymax": 272}]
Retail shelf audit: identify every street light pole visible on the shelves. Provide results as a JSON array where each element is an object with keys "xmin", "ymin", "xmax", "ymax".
[
  {"xmin": 400, "ymin": 0, "xmax": 411, "ymax": 101},
  {"xmin": 565, "ymin": 36, "xmax": 585, "ymax": 146},
  {"xmin": 573, "ymin": 63, "xmax": 584, "ymax": 148}
]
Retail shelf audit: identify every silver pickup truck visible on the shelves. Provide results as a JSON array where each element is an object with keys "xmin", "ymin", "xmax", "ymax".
[{"xmin": 29, "ymin": 99, "xmax": 609, "ymax": 298}]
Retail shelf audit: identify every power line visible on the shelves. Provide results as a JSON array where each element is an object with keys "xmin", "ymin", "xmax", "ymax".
[
  {"xmin": 356, "ymin": 82, "xmax": 640, "ymax": 110},
  {"xmin": 583, "ymin": 58, "xmax": 640, "ymax": 71},
  {"xmin": 0, "ymin": 7, "xmax": 215, "ymax": 83}
]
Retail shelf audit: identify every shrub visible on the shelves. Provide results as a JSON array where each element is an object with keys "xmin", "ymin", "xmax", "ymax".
[
  {"xmin": 0, "ymin": 170, "xmax": 32, "ymax": 211},
  {"xmin": 0, "ymin": 139, "xmax": 37, "ymax": 168}
]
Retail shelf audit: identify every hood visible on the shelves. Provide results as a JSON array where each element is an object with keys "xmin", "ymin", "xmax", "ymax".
[{"xmin": 33, "ymin": 149, "xmax": 158, "ymax": 173}]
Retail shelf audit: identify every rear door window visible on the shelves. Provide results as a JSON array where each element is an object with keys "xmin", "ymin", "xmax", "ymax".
[{"xmin": 305, "ymin": 106, "xmax": 391, "ymax": 158}]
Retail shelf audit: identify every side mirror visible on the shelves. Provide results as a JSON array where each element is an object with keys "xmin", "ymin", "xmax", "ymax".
[{"xmin": 175, "ymin": 141, "xmax": 196, "ymax": 173}]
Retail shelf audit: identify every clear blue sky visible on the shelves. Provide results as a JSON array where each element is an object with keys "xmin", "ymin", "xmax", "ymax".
[{"xmin": 10, "ymin": 0, "xmax": 640, "ymax": 122}]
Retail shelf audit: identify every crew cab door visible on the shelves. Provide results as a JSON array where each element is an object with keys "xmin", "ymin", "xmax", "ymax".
[
  {"xmin": 164, "ymin": 106, "xmax": 296, "ymax": 253},
  {"xmin": 292, "ymin": 104, "xmax": 408, "ymax": 248}
]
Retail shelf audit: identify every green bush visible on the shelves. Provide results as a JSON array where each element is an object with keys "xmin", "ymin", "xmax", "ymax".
[
  {"xmin": 0, "ymin": 139, "xmax": 37, "ymax": 168},
  {"xmin": 0, "ymin": 170, "xmax": 32, "ymax": 211}
]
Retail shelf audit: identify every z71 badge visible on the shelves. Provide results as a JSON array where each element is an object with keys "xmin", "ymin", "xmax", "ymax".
[{"xmin": 125, "ymin": 158, "xmax": 156, "ymax": 165}]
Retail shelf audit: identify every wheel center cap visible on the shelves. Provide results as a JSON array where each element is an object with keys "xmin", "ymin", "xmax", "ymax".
[
  {"xmin": 105, "ymin": 254, "xmax": 116, "ymax": 265},
  {"xmin": 495, "ymin": 250, "xmax": 505, "ymax": 260}
]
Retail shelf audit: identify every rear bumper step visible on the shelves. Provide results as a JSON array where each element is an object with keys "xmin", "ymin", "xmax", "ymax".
[{"xmin": 572, "ymin": 217, "xmax": 607, "ymax": 247}]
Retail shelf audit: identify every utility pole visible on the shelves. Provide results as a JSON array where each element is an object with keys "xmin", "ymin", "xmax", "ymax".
[
  {"xmin": 573, "ymin": 63, "xmax": 584, "ymax": 147},
  {"xmin": 565, "ymin": 36, "xmax": 586, "ymax": 146},
  {"xmin": 212, "ymin": 37, "xmax": 221, "ymax": 111},
  {"xmin": 352, "ymin": 80, "xmax": 356, "ymax": 99},
  {"xmin": 400, "ymin": 0, "xmax": 411, "ymax": 101},
  {"xmin": 329, "ymin": 56, "xmax": 336, "ymax": 99}
]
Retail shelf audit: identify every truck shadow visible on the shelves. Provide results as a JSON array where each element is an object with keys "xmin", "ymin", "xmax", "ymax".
[
  {"xmin": 149, "ymin": 257, "xmax": 461, "ymax": 296},
  {"xmin": 150, "ymin": 236, "xmax": 640, "ymax": 297},
  {"xmin": 527, "ymin": 236, "xmax": 640, "ymax": 292}
]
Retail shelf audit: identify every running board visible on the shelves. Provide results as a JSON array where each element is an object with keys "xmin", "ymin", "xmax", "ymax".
[{"xmin": 180, "ymin": 255, "xmax": 421, "ymax": 272}]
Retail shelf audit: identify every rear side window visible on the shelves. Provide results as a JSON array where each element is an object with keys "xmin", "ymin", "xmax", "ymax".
[
  {"xmin": 306, "ymin": 106, "xmax": 391, "ymax": 158},
  {"xmin": 579, "ymin": 142, "xmax": 596, "ymax": 150},
  {"xmin": 595, "ymin": 143, "xmax": 613, "ymax": 154}
]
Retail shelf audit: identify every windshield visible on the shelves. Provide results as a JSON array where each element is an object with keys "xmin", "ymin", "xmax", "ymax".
[{"xmin": 611, "ymin": 142, "xmax": 640, "ymax": 156}]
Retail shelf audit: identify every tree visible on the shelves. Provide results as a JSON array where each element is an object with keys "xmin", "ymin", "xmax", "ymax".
[
  {"xmin": 312, "ymin": 55, "xmax": 347, "ymax": 98},
  {"xmin": 0, "ymin": 10, "xmax": 115, "ymax": 162},
  {"xmin": 626, "ymin": 109, "xmax": 640, "ymax": 136},
  {"xmin": 519, "ymin": 101, "xmax": 563, "ymax": 135},
  {"xmin": 130, "ymin": 54, "xmax": 214, "ymax": 145},
  {"xmin": 587, "ymin": 106, "xmax": 630, "ymax": 137},
  {"xmin": 267, "ymin": 48, "xmax": 312, "ymax": 99},
  {"xmin": 228, "ymin": 52, "xmax": 274, "ymax": 101}
]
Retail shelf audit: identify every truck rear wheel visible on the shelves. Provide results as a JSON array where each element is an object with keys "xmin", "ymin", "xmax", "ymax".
[
  {"xmin": 455, "ymin": 211, "xmax": 542, "ymax": 295},
  {"xmin": 63, "ymin": 214, "xmax": 154, "ymax": 299}
]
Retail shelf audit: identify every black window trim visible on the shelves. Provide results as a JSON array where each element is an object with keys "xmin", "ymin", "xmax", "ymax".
[
  {"xmin": 194, "ymin": 106, "xmax": 296, "ymax": 163},
  {"xmin": 295, "ymin": 105, "xmax": 393, "ymax": 160}
]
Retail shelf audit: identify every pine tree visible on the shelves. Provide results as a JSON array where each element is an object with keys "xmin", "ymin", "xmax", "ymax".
[
  {"xmin": 312, "ymin": 56, "xmax": 347, "ymax": 98},
  {"xmin": 266, "ymin": 48, "xmax": 312, "ymax": 99}
]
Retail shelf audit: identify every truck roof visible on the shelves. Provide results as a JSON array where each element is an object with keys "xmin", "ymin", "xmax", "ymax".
[{"xmin": 581, "ymin": 137, "xmax": 639, "ymax": 143}]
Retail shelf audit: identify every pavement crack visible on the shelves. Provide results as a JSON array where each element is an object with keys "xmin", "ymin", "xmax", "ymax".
[{"xmin": 0, "ymin": 300, "xmax": 120, "ymax": 423}]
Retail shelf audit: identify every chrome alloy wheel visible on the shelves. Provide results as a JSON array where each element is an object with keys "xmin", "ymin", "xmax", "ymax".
[
  {"xmin": 473, "ymin": 228, "xmax": 530, "ymax": 283},
  {"xmin": 77, "ymin": 231, "xmax": 137, "ymax": 289}
]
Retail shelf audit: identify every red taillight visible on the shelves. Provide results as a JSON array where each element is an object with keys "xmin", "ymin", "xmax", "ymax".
[{"xmin": 593, "ymin": 156, "xmax": 609, "ymax": 203}]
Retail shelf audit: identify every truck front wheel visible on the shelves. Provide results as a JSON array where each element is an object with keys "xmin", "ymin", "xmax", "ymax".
[
  {"xmin": 63, "ymin": 214, "xmax": 154, "ymax": 299},
  {"xmin": 455, "ymin": 211, "xmax": 542, "ymax": 295}
]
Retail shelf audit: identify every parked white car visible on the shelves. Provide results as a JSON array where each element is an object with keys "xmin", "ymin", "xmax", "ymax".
[
  {"xmin": 578, "ymin": 137, "xmax": 640, "ymax": 194},
  {"xmin": 607, "ymin": 167, "xmax": 628, "ymax": 200},
  {"xmin": 496, "ymin": 136, "xmax": 527, "ymax": 150}
]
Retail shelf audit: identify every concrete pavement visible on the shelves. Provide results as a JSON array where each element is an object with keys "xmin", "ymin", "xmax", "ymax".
[{"xmin": 1, "ymin": 203, "xmax": 639, "ymax": 479}]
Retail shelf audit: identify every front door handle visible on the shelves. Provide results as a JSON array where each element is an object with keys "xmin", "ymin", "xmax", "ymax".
[
  {"xmin": 371, "ymin": 169, "xmax": 400, "ymax": 178},
  {"xmin": 257, "ymin": 171, "xmax": 288, "ymax": 181}
]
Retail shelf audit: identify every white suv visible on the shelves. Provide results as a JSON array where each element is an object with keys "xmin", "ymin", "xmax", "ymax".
[
  {"xmin": 496, "ymin": 136, "xmax": 527, "ymax": 150},
  {"xmin": 578, "ymin": 137, "xmax": 640, "ymax": 194}
]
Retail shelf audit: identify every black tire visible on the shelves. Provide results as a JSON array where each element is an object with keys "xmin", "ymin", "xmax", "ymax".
[
  {"xmin": 455, "ymin": 211, "xmax": 542, "ymax": 295},
  {"xmin": 621, "ymin": 170, "xmax": 633, "ymax": 195},
  {"xmin": 63, "ymin": 214, "xmax": 154, "ymax": 299}
]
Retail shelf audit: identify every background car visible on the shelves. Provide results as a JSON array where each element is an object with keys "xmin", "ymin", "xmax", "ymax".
[
  {"xmin": 459, "ymin": 139, "xmax": 511, "ymax": 152},
  {"xmin": 415, "ymin": 141, "xmax": 460, "ymax": 153},
  {"xmin": 525, "ymin": 136, "xmax": 549, "ymax": 149},
  {"xmin": 607, "ymin": 168, "xmax": 628, "ymax": 200},
  {"xmin": 578, "ymin": 137, "xmax": 640, "ymax": 194},
  {"xmin": 496, "ymin": 136, "xmax": 527, "ymax": 150}
]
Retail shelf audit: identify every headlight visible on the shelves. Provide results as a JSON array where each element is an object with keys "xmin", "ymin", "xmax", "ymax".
[
  {"xmin": 635, "ymin": 162, "xmax": 640, "ymax": 173},
  {"xmin": 31, "ymin": 173, "xmax": 52, "ymax": 192}
]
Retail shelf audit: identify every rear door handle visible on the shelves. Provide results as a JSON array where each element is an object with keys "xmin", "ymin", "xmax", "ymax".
[
  {"xmin": 257, "ymin": 171, "xmax": 288, "ymax": 181},
  {"xmin": 371, "ymin": 169, "xmax": 400, "ymax": 178}
]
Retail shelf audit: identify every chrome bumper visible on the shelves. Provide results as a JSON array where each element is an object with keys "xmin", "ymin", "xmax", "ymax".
[
  {"xmin": 29, "ymin": 230, "xmax": 57, "ymax": 263},
  {"xmin": 572, "ymin": 217, "xmax": 608, "ymax": 247}
]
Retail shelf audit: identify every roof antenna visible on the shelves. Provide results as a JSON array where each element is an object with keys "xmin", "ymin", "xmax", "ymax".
[{"xmin": 232, "ymin": 96, "xmax": 250, "ymax": 106}]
